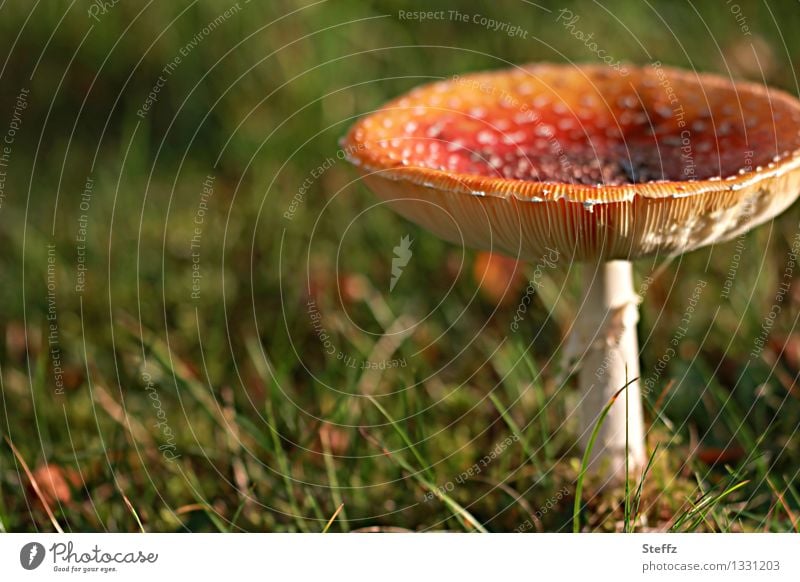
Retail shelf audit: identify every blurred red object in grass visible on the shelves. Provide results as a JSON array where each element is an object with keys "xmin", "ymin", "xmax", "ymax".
[
  {"xmin": 473, "ymin": 251, "xmax": 524, "ymax": 307},
  {"xmin": 29, "ymin": 464, "xmax": 80, "ymax": 508}
]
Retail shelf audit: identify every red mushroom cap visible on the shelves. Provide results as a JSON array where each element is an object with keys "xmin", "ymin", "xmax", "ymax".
[{"xmin": 343, "ymin": 64, "xmax": 800, "ymax": 261}]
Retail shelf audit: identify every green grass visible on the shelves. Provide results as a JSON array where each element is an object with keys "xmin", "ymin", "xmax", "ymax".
[{"xmin": 1, "ymin": 0, "xmax": 800, "ymax": 532}]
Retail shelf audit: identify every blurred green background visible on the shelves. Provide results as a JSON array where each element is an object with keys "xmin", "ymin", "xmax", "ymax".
[{"xmin": 0, "ymin": 0, "xmax": 799, "ymax": 532}]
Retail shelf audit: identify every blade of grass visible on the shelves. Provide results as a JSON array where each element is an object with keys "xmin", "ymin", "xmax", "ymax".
[
  {"xmin": 245, "ymin": 337, "xmax": 309, "ymax": 532},
  {"xmin": 487, "ymin": 392, "xmax": 541, "ymax": 479},
  {"xmin": 766, "ymin": 477, "xmax": 799, "ymax": 532},
  {"xmin": 513, "ymin": 340, "xmax": 554, "ymax": 463},
  {"xmin": 786, "ymin": 479, "xmax": 800, "ymax": 512},
  {"xmin": 624, "ymin": 371, "xmax": 631, "ymax": 532},
  {"xmin": 264, "ymin": 383, "xmax": 309, "ymax": 532},
  {"xmin": 473, "ymin": 476, "xmax": 541, "ymax": 531},
  {"xmin": 700, "ymin": 362, "xmax": 768, "ymax": 476},
  {"xmin": 304, "ymin": 490, "xmax": 328, "ymax": 525},
  {"xmin": 628, "ymin": 443, "xmax": 659, "ymax": 532},
  {"xmin": 322, "ymin": 503, "xmax": 344, "ymax": 533},
  {"xmin": 573, "ymin": 379, "xmax": 636, "ymax": 533},
  {"xmin": 385, "ymin": 448, "xmax": 488, "ymax": 533},
  {"xmin": 6, "ymin": 437, "xmax": 64, "ymax": 533},
  {"xmin": 120, "ymin": 490, "xmax": 146, "ymax": 533},
  {"xmin": 321, "ymin": 425, "xmax": 349, "ymax": 531},
  {"xmin": 182, "ymin": 471, "xmax": 229, "ymax": 532},
  {"xmin": 360, "ymin": 405, "xmax": 487, "ymax": 533},
  {"xmin": 0, "ymin": 370, "xmax": 10, "ymax": 533},
  {"xmin": 670, "ymin": 479, "xmax": 750, "ymax": 532},
  {"xmin": 365, "ymin": 395, "xmax": 434, "ymax": 483},
  {"xmin": 227, "ymin": 498, "xmax": 248, "ymax": 532}
]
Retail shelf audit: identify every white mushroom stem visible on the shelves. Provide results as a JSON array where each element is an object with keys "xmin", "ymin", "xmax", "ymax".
[{"xmin": 573, "ymin": 260, "xmax": 645, "ymax": 484}]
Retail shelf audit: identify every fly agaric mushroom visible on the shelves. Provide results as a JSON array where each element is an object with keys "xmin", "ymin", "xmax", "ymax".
[{"xmin": 342, "ymin": 63, "xmax": 800, "ymax": 482}]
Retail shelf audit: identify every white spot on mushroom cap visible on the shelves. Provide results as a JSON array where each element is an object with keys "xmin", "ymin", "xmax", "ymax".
[
  {"xmin": 477, "ymin": 130, "xmax": 497, "ymax": 145},
  {"xmin": 469, "ymin": 107, "xmax": 487, "ymax": 119}
]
